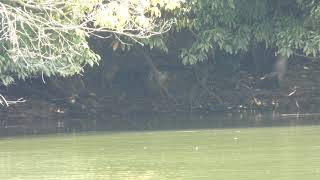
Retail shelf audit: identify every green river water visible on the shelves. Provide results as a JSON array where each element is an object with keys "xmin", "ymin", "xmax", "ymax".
[{"xmin": 1, "ymin": 114, "xmax": 320, "ymax": 179}]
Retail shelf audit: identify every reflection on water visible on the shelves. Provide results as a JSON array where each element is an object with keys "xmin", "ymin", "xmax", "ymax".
[
  {"xmin": 1, "ymin": 113, "xmax": 320, "ymax": 179},
  {"xmin": 96, "ymin": 111, "xmax": 320, "ymax": 132},
  {"xmin": 2, "ymin": 111, "xmax": 320, "ymax": 136}
]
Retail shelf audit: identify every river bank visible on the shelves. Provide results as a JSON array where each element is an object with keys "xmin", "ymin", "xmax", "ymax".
[{"xmin": 1, "ymin": 54, "xmax": 320, "ymax": 135}]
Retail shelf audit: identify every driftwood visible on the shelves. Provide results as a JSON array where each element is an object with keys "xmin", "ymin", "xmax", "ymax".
[
  {"xmin": 281, "ymin": 113, "xmax": 320, "ymax": 117},
  {"xmin": 0, "ymin": 94, "xmax": 25, "ymax": 107}
]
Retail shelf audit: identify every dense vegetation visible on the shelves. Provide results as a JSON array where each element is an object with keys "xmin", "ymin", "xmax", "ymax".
[
  {"xmin": 0, "ymin": 0, "xmax": 182, "ymax": 85},
  {"xmin": 2, "ymin": 0, "xmax": 320, "ymax": 133},
  {"xmin": 1, "ymin": 0, "xmax": 320, "ymax": 85},
  {"xmin": 175, "ymin": 0, "xmax": 320, "ymax": 64}
]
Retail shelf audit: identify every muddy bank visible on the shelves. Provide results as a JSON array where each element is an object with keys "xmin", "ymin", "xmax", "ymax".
[{"xmin": 1, "ymin": 52, "xmax": 320, "ymax": 134}]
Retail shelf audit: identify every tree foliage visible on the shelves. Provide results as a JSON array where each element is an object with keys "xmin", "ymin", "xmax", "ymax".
[
  {"xmin": 0, "ymin": 0, "xmax": 182, "ymax": 85},
  {"xmin": 171, "ymin": 0, "xmax": 320, "ymax": 64},
  {"xmin": 2, "ymin": 0, "xmax": 320, "ymax": 85}
]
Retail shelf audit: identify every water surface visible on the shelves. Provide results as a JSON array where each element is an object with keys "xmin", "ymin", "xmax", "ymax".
[{"xmin": 1, "ymin": 123, "xmax": 320, "ymax": 179}]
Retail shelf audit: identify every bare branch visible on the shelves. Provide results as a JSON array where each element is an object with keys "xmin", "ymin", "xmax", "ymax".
[{"xmin": 0, "ymin": 94, "xmax": 25, "ymax": 107}]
